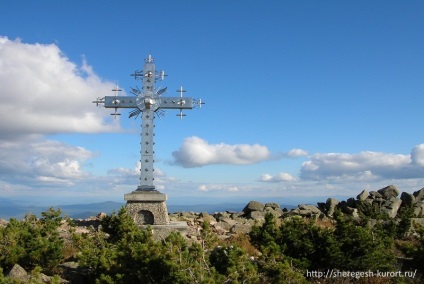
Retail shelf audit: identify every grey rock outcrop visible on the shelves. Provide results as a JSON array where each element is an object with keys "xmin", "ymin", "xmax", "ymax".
[
  {"xmin": 370, "ymin": 191, "xmax": 383, "ymax": 198},
  {"xmin": 290, "ymin": 204, "xmax": 321, "ymax": 217},
  {"xmin": 413, "ymin": 203, "xmax": 424, "ymax": 217},
  {"xmin": 325, "ymin": 198, "xmax": 339, "ymax": 217},
  {"xmin": 381, "ymin": 198, "xmax": 402, "ymax": 218},
  {"xmin": 378, "ymin": 185, "xmax": 400, "ymax": 199},
  {"xmin": 413, "ymin": 188, "xmax": 424, "ymax": 203},
  {"xmin": 265, "ymin": 202, "xmax": 280, "ymax": 210},
  {"xmin": 0, "ymin": 218, "xmax": 8, "ymax": 227},
  {"xmin": 357, "ymin": 190, "xmax": 369, "ymax": 201},
  {"xmin": 400, "ymin": 192, "xmax": 415, "ymax": 207},
  {"xmin": 249, "ymin": 211, "xmax": 266, "ymax": 221},
  {"xmin": 7, "ymin": 263, "xmax": 69, "ymax": 283},
  {"xmin": 243, "ymin": 201, "xmax": 265, "ymax": 214},
  {"xmin": 7, "ymin": 264, "xmax": 28, "ymax": 282},
  {"xmin": 316, "ymin": 185, "xmax": 419, "ymax": 219}
]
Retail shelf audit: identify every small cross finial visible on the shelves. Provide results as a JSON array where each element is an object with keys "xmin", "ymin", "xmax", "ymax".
[
  {"xmin": 146, "ymin": 54, "xmax": 154, "ymax": 63},
  {"xmin": 178, "ymin": 86, "xmax": 186, "ymax": 97},
  {"xmin": 112, "ymin": 85, "xmax": 122, "ymax": 96}
]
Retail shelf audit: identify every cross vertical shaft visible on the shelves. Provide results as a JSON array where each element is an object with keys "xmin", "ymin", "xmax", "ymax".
[{"xmin": 139, "ymin": 110, "xmax": 155, "ymax": 190}]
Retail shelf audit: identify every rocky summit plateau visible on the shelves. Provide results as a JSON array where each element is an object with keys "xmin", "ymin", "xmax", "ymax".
[
  {"xmin": 1, "ymin": 184, "xmax": 424, "ymax": 283},
  {"xmin": 168, "ymin": 185, "xmax": 424, "ymax": 240}
]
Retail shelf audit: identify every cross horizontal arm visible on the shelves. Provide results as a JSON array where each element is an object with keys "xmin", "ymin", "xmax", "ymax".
[
  {"xmin": 159, "ymin": 97, "xmax": 193, "ymax": 109},
  {"xmin": 104, "ymin": 96, "xmax": 137, "ymax": 108}
]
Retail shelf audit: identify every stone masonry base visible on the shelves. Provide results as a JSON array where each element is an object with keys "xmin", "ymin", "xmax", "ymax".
[{"xmin": 125, "ymin": 200, "xmax": 170, "ymax": 225}]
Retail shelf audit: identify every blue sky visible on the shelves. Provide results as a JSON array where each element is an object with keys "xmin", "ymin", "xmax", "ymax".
[{"xmin": 1, "ymin": 1, "xmax": 424, "ymax": 206}]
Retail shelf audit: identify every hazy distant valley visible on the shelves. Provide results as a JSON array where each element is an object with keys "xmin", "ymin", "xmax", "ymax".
[{"xmin": 0, "ymin": 198, "xmax": 298, "ymax": 220}]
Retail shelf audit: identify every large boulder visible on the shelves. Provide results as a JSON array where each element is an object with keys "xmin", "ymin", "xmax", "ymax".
[
  {"xmin": 198, "ymin": 212, "xmax": 217, "ymax": 223},
  {"xmin": 413, "ymin": 203, "xmax": 424, "ymax": 217},
  {"xmin": 381, "ymin": 198, "xmax": 402, "ymax": 218},
  {"xmin": 214, "ymin": 221, "xmax": 233, "ymax": 231},
  {"xmin": 7, "ymin": 264, "xmax": 29, "ymax": 282},
  {"xmin": 243, "ymin": 201, "xmax": 265, "ymax": 214},
  {"xmin": 325, "ymin": 198, "xmax": 339, "ymax": 217},
  {"xmin": 346, "ymin": 197, "xmax": 356, "ymax": 208},
  {"xmin": 230, "ymin": 223, "xmax": 253, "ymax": 234},
  {"xmin": 291, "ymin": 204, "xmax": 322, "ymax": 217},
  {"xmin": 339, "ymin": 201, "xmax": 355, "ymax": 214},
  {"xmin": 357, "ymin": 190, "xmax": 369, "ymax": 201},
  {"xmin": 265, "ymin": 202, "xmax": 280, "ymax": 210},
  {"xmin": 413, "ymin": 188, "xmax": 424, "ymax": 203},
  {"xmin": 0, "ymin": 218, "xmax": 8, "ymax": 227},
  {"xmin": 249, "ymin": 211, "xmax": 266, "ymax": 221},
  {"xmin": 400, "ymin": 192, "xmax": 415, "ymax": 207},
  {"xmin": 369, "ymin": 191, "xmax": 383, "ymax": 198},
  {"xmin": 264, "ymin": 207, "xmax": 284, "ymax": 218},
  {"xmin": 213, "ymin": 212, "xmax": 231, "ymax": 222},
  {"xmin": 378, "ymin": 185, "xmax": 400, "ymax": 199},
  {"xmin": 298, "ymin": 204, "xmax": 321, "ymax": 214}
]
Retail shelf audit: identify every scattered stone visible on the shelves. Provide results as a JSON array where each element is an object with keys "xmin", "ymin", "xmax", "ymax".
[
  {"xmin": 298, "ymin": 204, "xmax": 321, "ymax": 214},
  {"xmin": 369, "ymin": 191, "xmax": 383, "ymax": 198},
  {"xmin": 413, "ymin": 188, "xmax": 424, "ymax": 203},
  {"xmin": 264, "ymin": 207, "xmax": 283, "ymax": 218},
  {"xmin": 381, "ymin": 198, "xmax": 402, "ymax": 218},
  {"xmin": 361, "ymin": 198, "xmax": 373, "ymax": 206},
  {"xmin": 96, "ymin": 212, "xmax": 107, "ymax": 219},
  {"xmin": 7, "ymin": 264, "xmax": 28, "ymax": 281},
  {"xmin": 346, "ymin": 197, "xmax": 356, "ymax": 208},
  {"xmin": 230, "ymin": 223, "xmax": 253, "ymax": 234},
  {"xmin": 411, "ymin": 218, "xmax": 424, "ymax": 228},
  {"xmin": 214, "ymin": 221, "xmax": 233, "ymax": 231},
  {"xmin": 413, "ymin": 203, "xmax": 424, "ymax": 217},
  {"xmin": 325, "ymin": 198, "xmax": 339, "ymax": 217},
  {"xmin": 378, "ymin": 185, "xmax": 400, "ymax": 199},
  {"xmin": 291, "ymin": 205, "xmax": 322, "ymax": 217},
  {"xmin": 400, "ymin": 192, "xmax": 415, "ymax": 207},
  {"xmin": 6, "ymin": 184, "xmax": 424, "ymax": 283},
  {"xmin": 0, "ymin": 218, "xmax": 8, "ymax": 227},
  {"xmin": 339, "ymin": 201, "xmax": 355, "ymax": 214},
  {"xmin": 351, "ymin": 208, "xmax": 360, "ymax": 220},
  {"xmin": 317, "ymin": 202, "xmax": 326, "ymax": 212},
  {"xmin": 214, "ymin": 212, "xmax": 231, "ymax": 221},
  {"xmin": 242, "ymin": 201, "xmax": 265, "ymax": 214},
  {"xmin": 61, "ymin": 261, "xmax": 79, "ymax": 269},
  {"xmin": 357, "ymin": 190, "xmax": 369, "ymax": 201},
  {"xmin": 199, "ymin": 212, "xmax": 209, "ymax": 218},
  {"xmin": 265, "ymin": 202, "xmax": 280, "ymax": 209},
  {"xmin": 249, "ymin": 211, "xmax": 266, "ymax": 221},
  {"xmin": 230, "ymin": 212, "xmax": 243, "ymax": 219}
]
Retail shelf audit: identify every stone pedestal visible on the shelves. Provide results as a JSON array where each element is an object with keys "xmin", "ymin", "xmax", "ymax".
[{"xmin": 124, "ymin": 190, "xmax": 170, "ymax": 225}]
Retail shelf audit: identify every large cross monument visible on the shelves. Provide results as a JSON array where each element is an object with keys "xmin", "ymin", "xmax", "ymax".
[{"xmin": 93, "ymin": 55, "xmax": 203, "ymax": 225}]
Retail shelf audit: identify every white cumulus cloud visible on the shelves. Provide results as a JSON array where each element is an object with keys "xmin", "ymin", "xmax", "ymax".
[
  {"xmin": 411, "ymin": 144, "xmax": 424, "ymax": 166},
  {"xmin": 0, "ymin": 136, "xmax": 94, "ymax": 187},
  {"xmin": 0, "ymin": 36, "xmax": 120, "ymax": 138},
  {"xmin": 260, "ymin": 172, "xmax": 297, "ymax": 182},
  {"xmin": 0, "ymin": 37, "xmax": 124, "ymax": 192},
  {"xmin": 300, "ymin": 144, "xmax": 424, "ymax": 181},
  {"xmin": 172, "ymin": 136, "xmax": 274, "ymax": 167},
  {"xmin": 284, "ymin": 148, "xmax": 308, "ymax": 158},
  {"xmin": 198, "ymin": 184, "xmax": 239, "ymax": 192}
]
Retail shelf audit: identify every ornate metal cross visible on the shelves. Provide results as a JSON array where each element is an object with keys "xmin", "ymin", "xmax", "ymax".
[{"xmin": 93, "ymin": 55, "xmax": 203, "ymax": 191}]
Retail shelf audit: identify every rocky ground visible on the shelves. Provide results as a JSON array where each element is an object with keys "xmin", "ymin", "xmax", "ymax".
[
  {"xmin": 2, "ymin": 185, "xmax": 424, "ymax": 283},
  {"xmin": 168, "ymin": 185, "xmax": 424, "ymax": 241}
]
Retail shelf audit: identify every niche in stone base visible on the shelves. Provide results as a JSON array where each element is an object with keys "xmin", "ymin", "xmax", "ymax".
[
  {"xmin": 136, "ymin": 210, "xmax": 154, "ymax": 225},
  {"xmin": 125, "ymin": 201, "xmax": 170, "ymax": 225}
]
